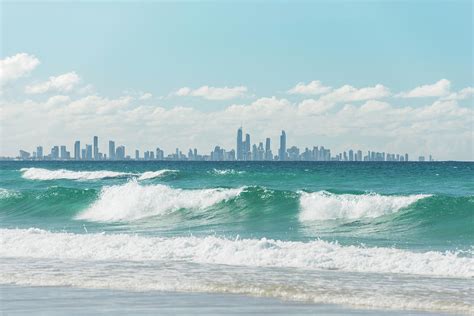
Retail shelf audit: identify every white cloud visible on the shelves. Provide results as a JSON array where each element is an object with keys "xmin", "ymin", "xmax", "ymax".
[
  {"xmin": 2, "ymin": 92, "xmax": 472, "ymax": 160},
  {"xmin": 398, "ymin": 79, "xmax": 451, "ymax": 98},
  {"xmin": 25, "ymin": 71, "xmax": 81, "ymax": 94},
  {"xmin": 139, "ymin": 92, "xmax": 152, "ymax": 100},
  {"xmin": 287, "ymin": 80, "xmax": 331, "ymax": 95},
  {"xmin": 359, "ymin": 100, "xmax": 391, "ymax": 112},
  {"xmin": 298, "ymin": 99, "xmax": 334, "ymax": 115},
  {"xmin": 174, "ymin": 85, "xmax": 247, "ymax": 100},
  {"xmin": 320, "ymin": 84, "xmax": 391, "ymax": 102},
  {"xmin": 443, "ymin": 87, "xmax": 474, "ymax": 101},
  {"xmin": 0, "ymin": 53, "xmax": 40, "ymax": 85}
]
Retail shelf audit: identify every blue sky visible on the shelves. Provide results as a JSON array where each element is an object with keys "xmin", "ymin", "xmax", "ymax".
[{"xmin": 1, "ymin": 1, "xmax": 473, "ymax": 159}]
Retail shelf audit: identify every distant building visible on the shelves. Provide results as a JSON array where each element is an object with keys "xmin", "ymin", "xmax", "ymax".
[
  {"xmin": 93, "ymin": 136, "xmax": 99, "ymax": 160},
  {"xmin": 116, "ymin": 146, "xmax": 125, "ymax": 160},
  {"xmin": 279, "ymin": 130, "xmax": 286, "ymax": 161},
  {"xmin": 36, "ymin": 146, "xmax": 43, "ymax": 160},
  {"xmin": 236, "ymin": 127, "xmax": 243, "ymax": 161},
  {"xmin": 74, "ymin": 141, "xmax": 81, "ymax": 160},
  {"xmin": 19, "ymin": 150, "xmax": 31, "ymax": 160},
  {"xmin": 51, "ymin": 146, "xmax": 59, "ymax": 160},
  {"xmin": 109, "ymin": 141, "xmax": 116, "ymax": 160}
]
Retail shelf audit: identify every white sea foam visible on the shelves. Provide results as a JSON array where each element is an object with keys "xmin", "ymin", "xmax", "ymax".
[
  {"xmin": 76, "ymin": 181, "xmax": 243, "ymax": 222},
  {"xmin": 0, "ymin": 188, "xmax": 20, "ymax": 199},
  {"xmin": 20, "ymin": 168, "xmax": 132, "ymax": 181},
  {"xmin": 299, "ymin": 191, "xmax": 431, "ymax": 221},
  {"xmin": 20, "ymin": 168, "xmax": 176, "ymax": 181},
  {"xmin": 210, "ymin": 169, "xmax": 245, "ymax": 175},
  {"xmin": 1, "ymin": 228, "xmax": 472, "ymax": 278},
  {"xmin": 137, "ymin": 170, "xmax": 177, "ymax": 180}
]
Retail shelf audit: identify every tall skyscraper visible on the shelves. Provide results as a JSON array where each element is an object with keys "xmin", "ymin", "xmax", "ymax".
[
  {"xmin": 236, "ymin": 127, "xmax": 243, "ymax": 161},
  {"xmin": 74, "ymin": 141, "xmax": 80, "ymax": 160},
  {"xmin": 245, "ymin": 133, "xmax": 250, "ymax": 160},
  {"xmin": 265, "ymin": 137, "xmax": 272, "ymax": 160},
  {"xmin": 279, "ymin": 130, "xmax": 286, "ymax": 161},
  {"xmin": 135, "ymin": 149, "xmax": 140, "ymax": 160},
  {"xmin": 51, "ymin": 146, "xmax": 59, "ymax": 160},
  {"xmin": 93, "ymin": 136, "xmax": 99, "ymax": 160},
  {"xmin": 36, "ymin": 146, "xmax": 43, "ymax": 160},
  {"xmin": 109, "ymin": 141, "xmax": 116, "ymax": 160},
  {"xmin": 116, "ymin": 146, "xmax": 125, "ymax": 160},
  {"xmin": 86, "ymin": 145, "xmax": 93, "ymax": 160}
]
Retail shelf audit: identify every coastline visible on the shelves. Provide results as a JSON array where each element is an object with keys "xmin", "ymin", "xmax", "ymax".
[{"xmin": 0, "ymin": 285, "xmax": 459, "ymax": 316}]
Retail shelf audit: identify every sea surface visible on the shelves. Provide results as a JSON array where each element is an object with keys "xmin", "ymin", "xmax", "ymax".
[{"xmin": 0, "ymin": 161, "xmax": 473, "ymax": 314}]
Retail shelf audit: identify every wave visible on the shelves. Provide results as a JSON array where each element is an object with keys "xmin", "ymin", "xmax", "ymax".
[
  {"xmin": 137, "ymin": 169, "xmax": 177, "ymax": 180},
  {"xmin": 1, "ymin": 228, "xmax": 472, "ymax": 278},
  {"xmin": 0, "ymin": 188, "xmax": 20, "ymax": 200},
  {"xmin": 75, "ymin": 181, "xmax": 244, "ymax": 222},
  {"xmin": 209, "ymin": 169, "xmax": 246, "ymax": 175},
  {"xmin": 299, "ymin": 191, "xmax": 431, "ymax": 221},
  {"xmin": 20, "ymin": 168, "xmax": 175, "ymax": 181}
]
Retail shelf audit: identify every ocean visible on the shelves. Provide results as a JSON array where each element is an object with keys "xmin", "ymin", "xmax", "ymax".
[{"xmin": 0, "ymin": 161, "xmax": 473, "ymax": 315}]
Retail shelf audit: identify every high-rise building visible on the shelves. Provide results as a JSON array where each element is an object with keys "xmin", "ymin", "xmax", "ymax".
[
  {"xmin": 156, "ymin": 148, "xmax": 164, "ymax": 160},
  {"xmin": 349, "ymin": 149, "xmax": 354, "ymax": 161},
  {"xmin": 109, "ymin": 141, "xmax": 116, "ymax": 160},
  {"xmin": 86, "ymin": 145, "xmax": 93, "ymax": 160},
  {"xmin": 236, "ymin": 127, "xmax": 243, "ymax": 161},
  {"xmin": 135, "ymin": 150, "xmax": 140, "ymax": 160},
  {"xmin": 264, "ymin": 138, "xmax": 272, "ymax": 160},
  {"xmin": 36, "ymin": 146, "xmax": 43, "ymax": 160},
  {"xmin": 116, "ymin": 146, "xmax": 125, "ymax": 160},
  {"xmin": 74, "ymin": 141, "xmax": 80, "ymax": 160},
  {"xmin": 93, "ymin": 136, "xmax": 99, "ymax": 160},
  {"xmin": 19, "ymin": 150, "xmax": 31, "ymax": 160},
  {"xmin": 244, "ymin": 133, "xmax": 251, "ymax": 160},
  {"xmin": 51, "ymin": 146, "xmax": 59, "ymax": 160},
  {"xmin": 405, "ymin": 153, "xmax": 409, "ymax": 162},
  {"xmin": 279, "ymin": 130, "xmax": 286, "ymax": 161}
]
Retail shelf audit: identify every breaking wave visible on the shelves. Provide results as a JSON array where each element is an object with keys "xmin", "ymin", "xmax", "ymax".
[
  {"xmin": 1, "ymin": 228, "xmax": 472, "ymax": 278},
  {"xmin": 76, "ymin": 181, "xmax": 244, "ymax": 222},
  {"xmin": 20, "ymin": 168, "xmax": 175, "ymax": 181},
  {"xmin": 299, "ymin": 191, "xmax": 431, "ymax": 221}
]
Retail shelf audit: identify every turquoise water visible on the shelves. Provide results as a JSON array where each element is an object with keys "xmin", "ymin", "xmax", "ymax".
[{"xmin": 1, "ymin": 161, "xmax": 473, "ymax": 313}]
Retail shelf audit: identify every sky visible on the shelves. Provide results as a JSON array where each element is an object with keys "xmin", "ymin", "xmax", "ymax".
[{"xmin": 0, "ymin": 1, "xmax": 473, "ymax": 160}]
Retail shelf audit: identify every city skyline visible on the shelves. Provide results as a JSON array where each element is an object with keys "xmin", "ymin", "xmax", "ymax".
[
  {"xmin": 14, "ymin": 127, "xmax": 432, "ymax": 162},
  {"xmin": 1, "ymin": 2, "xmax": 472, "ymax": 160}
]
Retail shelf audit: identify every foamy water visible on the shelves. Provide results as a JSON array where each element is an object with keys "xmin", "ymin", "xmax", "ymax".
[
  {"xmin": 299, "ymin": 191, "xmax": 430, "ymax": 221},
  {"xmin": 1, "ymin": 228, "xmax": 471, "ymax": 278},
  {"xmin": 76, "ymin": 181, "xmax": 244, "ymax": 222},
  {"xmin": 20, "ymin": 168, "xmax": 175, "ymax": 181}
]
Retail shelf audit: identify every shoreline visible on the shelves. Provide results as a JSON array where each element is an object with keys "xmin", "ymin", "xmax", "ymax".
[{"xmin": 0, "ymin": 284, "xmax": 461, "ymax": 316}]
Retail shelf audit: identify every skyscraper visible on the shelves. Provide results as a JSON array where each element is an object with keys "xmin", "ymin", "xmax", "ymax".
[
  {"xmin": 86, "ymin": 145, "xmax": 93, "ymax": 160},
  {"xmin": 245, "ymin": 133, "xmax": 251, "ymax": 160},
  {"xmin": 116, "ymin": 146, "xmax": 125, "ymax": 160},
  {"xmin": 36, "ymin": 146, "xmax": 43, "ymax": 160},
  {"xmin": 93, "ymin": 136, "xmax": 99, "ymax": 160},
  {"xmin": 109, "ymin": 141, "xmax": 116, "ymax": 160},
  {"xmin": 74, "ymin": 141, "xmax": 80, "ymax": 160},
  {"xmin": 279, "ymin": 130, "xmax": 286, "ymax": 161},
  {"xmin": 265, "ymin": 138, "xmax": 273, "ymax": 160},
  {"xmin": 51, "ymin": 146, "xmax": 59, "ymax": 160},
  {"xmin": 236, "ymin": 127, "xmax": 243, "ymax": 161}
]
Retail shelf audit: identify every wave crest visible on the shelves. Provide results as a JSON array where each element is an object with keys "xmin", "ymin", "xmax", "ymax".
[
  {"xmin": 299, "ymin": 191, "xmax": 431, "ymax": 221},
  {"xmin": 76, "ymin": 181, "xmax": 243, "ymax": 222},
  {"xmin": 1, "ymin": 228, "xmax": 472, "ymax": 278},
  {"xmin": 20, "ymin": 168, "xmax": 176, "ymax": 181}
]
